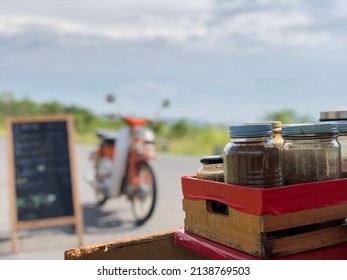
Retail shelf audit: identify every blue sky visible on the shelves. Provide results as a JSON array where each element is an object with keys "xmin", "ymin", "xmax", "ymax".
[{"xmin": 0, "ymin": 0, "xmax": 346, "ymax": 125}]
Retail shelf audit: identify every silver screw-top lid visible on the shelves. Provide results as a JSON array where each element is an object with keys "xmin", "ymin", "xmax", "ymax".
[
  {"xmin": 282, "ymin": 123, "xmax": 338, "ymax": 136},
  {"xmin": 320, "ymin": 111, "xmax": 347, "ymax": 121}
]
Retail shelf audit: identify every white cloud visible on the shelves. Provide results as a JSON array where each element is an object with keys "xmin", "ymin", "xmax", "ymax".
[
  {"xmin": 0, "ymin": 0, "xmax": 344, "ymax": 51},
  {"xmin": 214, "ymin": 10, "xmax": 331, "ymax": 47},
  {"xmin": 331, "ymin": 0, "xmax": 347, "ymax": 18},
  {"xmin": 0, "ymin": 14, "xmax": 209, "ymax": 43}
]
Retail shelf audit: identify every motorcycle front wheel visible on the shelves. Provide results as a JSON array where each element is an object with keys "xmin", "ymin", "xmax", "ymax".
[{"xmin": 131, "ymin": 162, "xmax": 157, "ymax": 225}]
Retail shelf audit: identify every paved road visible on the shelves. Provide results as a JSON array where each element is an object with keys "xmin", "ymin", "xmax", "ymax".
[{"xmin": 0, "ymin": 138, "xmax": 200, "ymax": 259}]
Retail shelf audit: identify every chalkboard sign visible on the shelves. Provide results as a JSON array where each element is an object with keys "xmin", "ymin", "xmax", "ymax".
[{"xmin": 7, "ymin": 115, "xmax": 84, "ymax": 252}]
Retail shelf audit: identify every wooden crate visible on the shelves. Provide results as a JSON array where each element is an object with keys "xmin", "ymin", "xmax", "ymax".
[
  {"xmin": 182, "ymin": 176, "xmax": 347, "ymax": 259},
  {"xmin": 65, "ymin": 230, "xmax": 207, "ymax": 260}
]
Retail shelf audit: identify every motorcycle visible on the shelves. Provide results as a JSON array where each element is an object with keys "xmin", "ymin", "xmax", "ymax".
[{"xmin": 87, "ymin": 116, "xmax": 157, "ymax": 224}]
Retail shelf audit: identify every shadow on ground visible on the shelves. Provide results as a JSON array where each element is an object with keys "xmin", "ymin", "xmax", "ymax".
[
  {"xmin": 0, "ymin": 202, "xmax": 141, "ymax": 246},
  {"xmin": 82, "ymin": 203, "xmax": 139, "ymax": 232}
]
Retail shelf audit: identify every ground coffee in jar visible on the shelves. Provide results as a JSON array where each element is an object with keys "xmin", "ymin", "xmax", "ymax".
[
  {"xmin": 282, "ymin": 123, "xmax": 341, "ymax": 185},
  {"xmin": 223, "ymin": 124, "xmax": 282, "ymax": 188},
  {"xmin": 196, "ymin": 155, "xmax": 224, "ymax": 182}
]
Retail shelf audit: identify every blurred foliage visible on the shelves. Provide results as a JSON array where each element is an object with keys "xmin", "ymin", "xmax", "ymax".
[
  {"xmin": 152, "ymin": 120, "xmax": 169, "ymax": 136},
  {"xmin": 169, "ymin": 119, "xmax": 191, "ymax": 138},
  {"xmin": 263, "ymin": 109, "xmax": 312, "ymax": 124},
  {"xmin": 167, "ymin": 125, "xmax": 229, "ymax": 156},
  {"xmin": 0, "ymin": 92, "xmax": 118, "ymax": 136},
  {"xmin": 0, "ymin": 92, "xmax": 314, "ymax": 155}
]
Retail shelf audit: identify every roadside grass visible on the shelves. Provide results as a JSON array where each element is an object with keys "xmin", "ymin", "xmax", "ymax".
[
  {"xmin": 0, "ymin": 118, "xmax": 5, "ymax": 137},
  {"xmin": 0, "ymin": 118, "xmax": 229, "ymax": 156},
  {"xmin": 167, "ymin": 126, "xmax": 229, "ymax": 157},
  {"xmin": 74, "ymin": 132, "xmax": 98, "ymax": 146}
]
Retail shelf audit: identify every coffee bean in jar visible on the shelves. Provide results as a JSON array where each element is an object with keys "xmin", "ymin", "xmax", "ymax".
[
  {"xmin": 196, "ymin": 155, "xmax": 224, "ymax": 182},
  {"xmin": 223, "ymin": 124, "xmax": 282, "ymax": 188},
  {"xmin": 282, "ymin": 123, "xmax": 341, "ymax": 185}
]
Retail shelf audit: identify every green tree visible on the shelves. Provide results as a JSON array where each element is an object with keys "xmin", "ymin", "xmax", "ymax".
[
  {"xmin": 170, "ymin": 119, "xmax": 191, "ymax": 138},
  {"xmin": 40, "ymin": 101, "xmax": 65, "ymax": 114},
  {"xmin": 152, "ymin": 121, "xmax": 169, "ymax": 137},
  {"xmin": 264, "ymin": 109, "xmax": 312, "ymax": 124},
  {"xmin": 71, "ymin": 109, "xmax": 95, "ymax": 133},
  {"xmin": 16, "ymin": 98, "xmax": 40, "ymax": 116}
]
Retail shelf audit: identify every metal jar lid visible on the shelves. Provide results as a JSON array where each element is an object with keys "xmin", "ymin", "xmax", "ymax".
[
  {"xmin": 334, "ymin": 122, "xmax": 347, "ymax": 133},
  {"xmin": 200, "ymin": 155, "xmax": 223, "ymax": 164},
  {"xmin": 282, "ymin": 123, "xmax": 338, "ymax": 136},
  {"xmin": 229, "ymin": 124, "xmax": 272, "ymax": 137},
  {"xmin": 321, "ymin": 121, "xmax": 347, "ymax": 133},
  {"xmin": 320, "ymin": 111, "xmax": 347, "ymax": 121}
]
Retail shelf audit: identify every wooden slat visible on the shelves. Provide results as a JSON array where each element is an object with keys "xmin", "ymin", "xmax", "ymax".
[
  {"xmin": 65, "ymin": 230, "xmax": 208, "ymax": 260},
  {"xmin": 265, "ymin": 226, "xmax": 347, "ymax": 258},
  {"xmin": 66, "ymin": 116, "xmax": 84, "ymax": 247},
  {"xmin": 17, "ymin": 216, "xmax": 76, "ymax": 230},
  {"xmin": 184, "ymin": 198, "xmax": 347, "ymax": 258},
  {"xmin": 6, "ymin": 118, "xmax": 18, "ymax": 252},
  {"xmin": 261, "ymin": 203, "xmax": 347, "ymax": 232}
]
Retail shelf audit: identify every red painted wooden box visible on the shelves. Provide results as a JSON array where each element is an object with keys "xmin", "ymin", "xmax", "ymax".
[{"xmin": 182, "ymin": 176, "xmax": 347, "ymax": 258}]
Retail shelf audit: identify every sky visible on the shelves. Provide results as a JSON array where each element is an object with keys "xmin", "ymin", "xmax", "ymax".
[{"xmin": 0, "ymin": 0, "xmax": 346, "ymax": 125}]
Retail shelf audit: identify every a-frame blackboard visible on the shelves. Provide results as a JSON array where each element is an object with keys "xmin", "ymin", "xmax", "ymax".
[{"xmin": 7, "ymin": 115, "xmax": 84, "ymax": 252}]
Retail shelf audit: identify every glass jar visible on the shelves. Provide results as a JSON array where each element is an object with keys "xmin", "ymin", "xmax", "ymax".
[
  {"xmin": 319, "ymin": 121, "xmax": 347, "ymax": 178},
  {"xmin": 335, "ymin": 122, "xmax": 347, "ymax": 178},
  {"xmin": 319, "ymin": 112, "xmax": 347, "ymax": 178},
  {"xmin": 282, "ymin": 123, "xmax": 341, "ymax": 185},
  {"xmin": 196, "ymin": 155, "xmax": 224, "ymax": 182},
  {"xmin": 223, "ymin": 124, "xmax": 282, "ymax": 188}
]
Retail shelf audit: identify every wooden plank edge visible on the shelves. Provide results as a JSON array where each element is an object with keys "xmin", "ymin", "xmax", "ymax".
[
  {"xmin": 64, "ymin": 230, "xmax": 177, "ymax": 260},
  {"xmin": 265, "ymin": 226, "xmax": 347, "ymax": 258}
]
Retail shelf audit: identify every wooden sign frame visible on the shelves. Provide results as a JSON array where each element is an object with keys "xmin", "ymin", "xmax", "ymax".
[{"xmin": 6, "ymin": 115, "xmax": 84, "ymax": 252}]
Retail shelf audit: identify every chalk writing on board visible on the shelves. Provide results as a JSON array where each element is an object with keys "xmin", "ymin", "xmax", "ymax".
[{"xmin": 12, "ymin": 121, "xmax": 74, "ymax": 221}]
